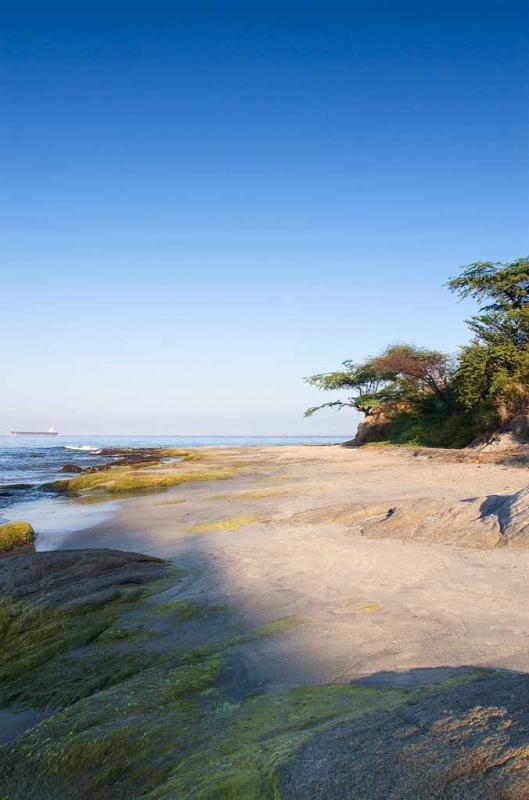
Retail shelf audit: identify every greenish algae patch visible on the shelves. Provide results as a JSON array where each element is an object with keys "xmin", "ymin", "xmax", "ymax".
[
  {"xmin": 2, "ymin": 636, "xmax": 471, "ymax": 800},
  {"xmin": 211, "ymin": 489, "xmax": 289, "ymax": 501},
  {"xmin": 187, "ymin": 515, "xmax": 258, "ymax": 533},
  {"xmin": 0, "ymin": 521, "xmax": 34, "ymax": 553},
  {"xmin": 0, "ymin": 557, "xmax": 183, "ymax": 711},
  {"xmin": 0, "ymin": 595, "xmax": 157, "ymax": 710},
  {"xmin": 0, "ymin": 646, "xmax": 413, "ymax": 800},
  {"xmin": 96, "ymin": 623, "xmax": 162, "ymax": 644},
  {"xmin": 157, "ymin": 683, "xmax": 412, "ymax": 800},
  {"xmin": 44, "ymin": 465, "xmax": 237, "ymax": 498},
  {"xmin": 257, "ymin": 615, "xmax": 304, "ymax": 637},
  {"xmin": 267, "ymin": 474, "xmax": 296, "ymax": 483},
  {"xmin": 150, "ymin": 598, "xmax": 226, "ymax": 621},
  {"xmin": 361, "ymin": 602, "xmax": 382, "ymax": 613},
  {"xmin": 0, "ymin": 560, "xmax": 490, "ymax": 800}
]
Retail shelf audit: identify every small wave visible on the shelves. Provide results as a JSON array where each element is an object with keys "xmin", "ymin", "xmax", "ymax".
[
  {"xmin": 64, "ymin": 445, "xmax": 102, "ymax": 454},
  {"xmin": 0, "ymin": 483, "xmax": 33, "ymax": 494}
]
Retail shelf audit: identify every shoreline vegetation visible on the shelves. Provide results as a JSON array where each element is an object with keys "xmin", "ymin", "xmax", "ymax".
[{"xmin": 306, "ymin": 258, "xmax": 529, "ymax": 450}]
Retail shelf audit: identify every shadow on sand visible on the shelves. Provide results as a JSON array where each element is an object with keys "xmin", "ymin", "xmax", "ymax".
[
  {"xmin": 1, "ymin": 494, "xmax": 528, "ymax": 799},
  {"xmin": 48, "ymin": 515, "xmax": 529, "ymax": 798}
]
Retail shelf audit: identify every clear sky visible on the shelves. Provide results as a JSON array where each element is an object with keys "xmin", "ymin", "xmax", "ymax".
[{"xmin": 2, "ymin": 1, "xmax": 528, "ymax": 435}]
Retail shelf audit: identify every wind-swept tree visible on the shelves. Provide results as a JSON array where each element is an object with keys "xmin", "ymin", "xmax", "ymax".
[
  {"xmin": 305, "ymin": 258, "xmax": 529, "ymax": 447},
  {"xmin": 305, "ymin": 344, "xmax": 451, "ymax": 419}
]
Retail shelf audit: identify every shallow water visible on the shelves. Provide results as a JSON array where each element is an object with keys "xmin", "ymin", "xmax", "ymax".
[
  {"xmin": 0, "ymin": 434, "xmax": 349, "ymax": 514},
  {"xmin": 1, "ymin": 495, "xmax": 120, "ymax": 550}
]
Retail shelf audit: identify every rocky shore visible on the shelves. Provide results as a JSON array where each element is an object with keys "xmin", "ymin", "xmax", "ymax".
[{"xmin": 3, "ymin": 443, "xmax": 529, "ymax": 797}]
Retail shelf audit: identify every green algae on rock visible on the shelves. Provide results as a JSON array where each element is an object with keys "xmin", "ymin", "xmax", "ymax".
[
  {"xmin": 0, "ymin": 624, "xmax": 411, "ymax": 800},
  {"xmin": 0, "ymin": 549, "xmax": 171, "ymax": 709},
  {"xmin": 43, "ymin": 464, "xmax": 237, "ymax": 497},
  {"xmin": 210, "ymin": 488, "xmax": 289, "ymax": 500},
  {"xmin": 2, "ymin": 549, "xmax": 525, "ymax": 800},
  {"xmin": 150, "ymin": 597, "xmax": 227, "ymax": 621},
  {"xmin": 0, "ymin": 550, "xmax": 410, "ymax": 800},
  {"xmin": 187, "ymin": 515, "xmax": 258, "ymax": 533},
  {"xmin": 0, "ymin": 521, "xmax": 34, "ymax": 554}
]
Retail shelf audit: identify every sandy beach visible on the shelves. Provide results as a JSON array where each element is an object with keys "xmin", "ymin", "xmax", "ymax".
[
  {"xmin": 55, "ymin": 444, "xmax": 529, "ymax": 687},
  {"xmin": 5, "ymin": 443, "xmax": 529, "ymax": 797}
]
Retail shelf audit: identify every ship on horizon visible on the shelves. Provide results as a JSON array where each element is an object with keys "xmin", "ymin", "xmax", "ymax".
[{"xmin": 10, "ymin": 427, "xmax": 58, "ymax": 436}]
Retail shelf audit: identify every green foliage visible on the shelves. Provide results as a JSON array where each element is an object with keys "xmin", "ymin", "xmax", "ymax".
[
  {"xmin": 305, "ymin": 359, "xmax": 393, "ymax": 416},
  {"xmin": 305, "ymin": 344, "xmax": 451, "ymax": 418},
  {"xmin": 447, "ymin": 258, "xmax": 529, "ymax": 311},
  {"xmin": 307, "ymin": 257, "xmax": 529, "ymax": 447},
  {"xmin": 383, "ymin": 392, "xmax": 481, "ymax": 448},
  {"xmin": 449, "ymin": 258, "xmax": 529, "ymax": 422}
]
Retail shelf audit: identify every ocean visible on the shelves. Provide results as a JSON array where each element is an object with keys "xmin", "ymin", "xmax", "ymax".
[{"xmin": 0, "ymin": 434, "xmax": 349, "ymax": 516}]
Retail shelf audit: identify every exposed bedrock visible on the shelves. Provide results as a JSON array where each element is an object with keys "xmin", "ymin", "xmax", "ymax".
[
  {"xmin": 0, "ymin": 548, "xmax": 167, "ymax": 610},
  {"xmin": 288, "ymin": 485, "xmax": 529, "ymax": 548},
  {"xmin": 283, "ymin": 669, "xmax": 529, "ymax": 800},
  {"xmin": 3, "ymin": 550, "xmax": 529, "ymax": 797}
]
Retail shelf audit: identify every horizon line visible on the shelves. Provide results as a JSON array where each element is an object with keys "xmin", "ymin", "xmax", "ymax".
[{"xmin": 2, "ymin": 433, "xmax": 353, "ymax": 438}]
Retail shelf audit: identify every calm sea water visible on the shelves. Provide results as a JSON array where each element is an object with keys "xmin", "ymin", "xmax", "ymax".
[{"xmin": 0, "ymin": 435, "xmax": 349, "ymax": 515}]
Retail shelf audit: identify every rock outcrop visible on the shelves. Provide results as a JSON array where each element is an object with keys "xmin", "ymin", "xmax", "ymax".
[
  {"xmin": 347, "ymin": 413, "xmax": 393, "ymax": 446},
  {"xmin": 288, "ymin": 485, "xmax": 529, "ymax": 549},
  {"xmin": 283, "ymin": 669, "xmax": 529, "ymax": 799},
  {"xmin": 3, "ymin": 548, "xmax": 529, "ymax": 797},
  {"xmin": 0, "ymin": 548, "xmax": 167, "ymax": 609}
]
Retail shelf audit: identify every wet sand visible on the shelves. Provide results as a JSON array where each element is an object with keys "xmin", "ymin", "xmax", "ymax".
[{"xmin": 52, "ymin": 444, "xmax": 529, "ymax": 688}]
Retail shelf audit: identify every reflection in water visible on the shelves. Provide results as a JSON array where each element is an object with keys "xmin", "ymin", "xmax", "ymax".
[{"xmin": 1, "ymin": 495, "xmax": 120, "ymax": 550}]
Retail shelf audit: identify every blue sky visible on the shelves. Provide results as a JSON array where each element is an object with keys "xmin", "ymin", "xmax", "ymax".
[{"xmin": 2, "ymin": 1, "xmax": 528, "ymax": 435}]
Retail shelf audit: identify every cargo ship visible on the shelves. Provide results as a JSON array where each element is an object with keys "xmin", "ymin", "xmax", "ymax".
[{"xmin": 10, "ymin": 427, "xmax": 58, "ymax": 436}]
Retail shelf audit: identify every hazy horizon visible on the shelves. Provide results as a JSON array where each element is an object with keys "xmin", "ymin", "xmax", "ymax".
[
  {"xmin": 3, "ymin": 1, "xmax": 527, "ymax": 435},
  {"xmin": 0, "ymin": 433, "xmax": 351, "ymax": 438}
]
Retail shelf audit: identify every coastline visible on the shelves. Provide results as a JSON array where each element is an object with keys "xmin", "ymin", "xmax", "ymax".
[
  {"xmin": 5, "ymin": 443, "xmax": 529, "ymax": 796},
  {"xmin": 32, "ymin": 443, "xmax": 529, "ymax": 678},
  {"xmin": 0, "ymin": 434, "xmax": 349, "ymax": 513}
]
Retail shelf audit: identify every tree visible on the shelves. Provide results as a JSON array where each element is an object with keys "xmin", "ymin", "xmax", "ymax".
[
  {"xmin": 304, "ymin": 257, "xmax": 529, "ymax": 447},
  {"xmin": 448, "ymin": 258, "xmax": 529, "ymax": 418},
  {"xmin": 447, "ymin": 258, "xmax": 529, "ymax": 313},
  {"xmin": 371, "ymin": 344, "xmax": 451, "ymax": 399},
  {"xmin": 305, "ymin": 344, "xmax": 451, "ymax": 419}
]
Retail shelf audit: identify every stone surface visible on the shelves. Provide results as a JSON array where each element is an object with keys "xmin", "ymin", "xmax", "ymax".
[
  {"xmin": 0, "ymin": 548, "xmax": 167, "ymax": 610},
  {"xmin": 283, "ymin": 670, "xmax": 529, "ymax": 799}
]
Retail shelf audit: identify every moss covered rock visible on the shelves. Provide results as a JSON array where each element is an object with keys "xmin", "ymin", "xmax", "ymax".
[
  {"xmin": 0, "ymin": 549, "xmax": 171, "ymax": 709},
  {"xmin": 2, "ymin": 550, "xmax": 529, "ymax": 799},
  {"xmin": 0, "ymin": 521, "xmax": 34, "ymax": 554},
  {"xmin": 43, "ymin": 463, "xmax": 236, "ymax": 497},
  {"xmin": 0, "ymin": 549, "xmax": 412, "ymax": 799}
]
